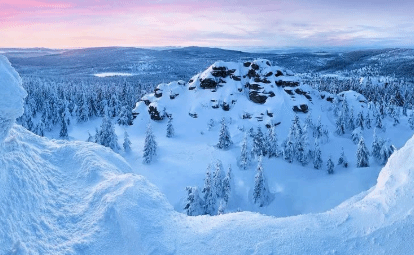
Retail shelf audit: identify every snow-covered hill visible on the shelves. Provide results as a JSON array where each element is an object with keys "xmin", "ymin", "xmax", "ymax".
[{"xmin": 2, "ymin": 55, "xmax": 414, "ymax": 254}]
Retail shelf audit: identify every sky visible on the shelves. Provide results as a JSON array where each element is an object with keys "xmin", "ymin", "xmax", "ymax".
[{"xmin": 0, "ymin": 0, "xmax": 413, "ymax": 48}]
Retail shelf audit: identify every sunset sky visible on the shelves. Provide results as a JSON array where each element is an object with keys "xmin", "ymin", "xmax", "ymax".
[{"xmin": 0, "ymin": 0, "xmax": 413, "ymax": 48}]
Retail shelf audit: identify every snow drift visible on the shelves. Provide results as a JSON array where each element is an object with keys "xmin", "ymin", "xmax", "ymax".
[{"xmin": 1, "ymin": 56, "xmax": 414, "ymax": 254}]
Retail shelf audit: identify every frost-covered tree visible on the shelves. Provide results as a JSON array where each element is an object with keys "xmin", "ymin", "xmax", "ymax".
[
  {"xmin": 166, "ymin": 117, "xmax": 175, "ymax": 138},
  {"xmin": 348, "ymin": 107, "xmax": 355, "ymax": 131},
  {"xmin": 327, "ymin": 156, "xmax": 334, "ymax": 174},
  {"xmin": 392, "ymin": 106, "xmax": 400, "ymax": 126},
  {"xmin": 313, "ymin": 139, "xmax": 323, "ymax": 169},
  {"xmin": 356, "ymin": 111, "xmax": 364, "ymax": 130},
  {"xmin": 184, "ymin": 186, "xmax": 204, "ymax": 216},
  {"xmin": 123, "ymin": 131, "xmax": 132, "ymax": 152},
  {"xmin": 239, "ymin": 133, "xmax": 251, "ymax": 170},
  {"xmin": 202, "ymin": 165, "xmax": 216, "ymax": 215},
  {"xmin": 379, "ymin": 140, "xmax": 394, "ymax": 165},
  {"xmin": 409, "ymin": 110, "xmax": 414, "ymax": 130},
  {"xmin": 337, "ymin": 147, "xmax": 348, "ymax": 168},
  {"xmin": 336, "ymin": 112, "xmax": 345, "ymax": 135},
  {"xmin": 313, "ymin": 116, "xmax": 323, "ymax": 139},
  {"xmin": 217, "ymin": 118, "xmax": 232, "ymax": 150},
  {"xmin": 342, "ymin": 99, "xmax": 350, "ymax": 126},
  {"xmin": 357, "ymin": 137, "xmax": 370, "ymax": 168},
  {"xmin": 96, "ymin": 115, "xmax": 120, "ymax": 152},
  {"xmin": 59, "ymin": 115, "xmax": 68, "ymax": 139},
  {"xmin": 213, "ymin": 160, "xmax": 224, "ymax": 198},
  {"xmin": 371, "ymin": 129, "xmax": 383, "ymax": 162},
  {"xmin": 283, "ymin": 131, "xmax": 294, "ymax": 163},
  {"xmin": 207, "ymin": 119, "xmax": 215, "ymax": 131},
  {"xmin": 351, "ymin": 127, "xmax": 362, "ymax": 145},
  {"xmin": 143, "ymin": 123, "xmax": 157, "ymax": 164},
  {"xmin": 86, "ymin": 131, "xmax": 94, "ymax": 142},
  {"xmin": 365, "ymin": 111, "xmax": 372, "ymax": 129},
  {"xmin": 253, "ymin": 157, "xmax": 270, "ymax": 207},
  {"xmin": 375, "ymin": 112, "xmax": 383, "ymax": 130},
  {"xmin": 222, "ymin": 165, "xmax": 233, "ymax": 205},
  {"xmin": 117, "ymin": 105, "xmax": 133, "ymax": 126},
  {"xmin": 253, "ymin": 126, "xmax": 266, "ymax": 157},
  {"xmin": 267, "ymin": 127, "xmax": 279, "ymax": 158},
  {"xmin": 77, "ymin": 95, "xmax": 89, "ymax": 123}
]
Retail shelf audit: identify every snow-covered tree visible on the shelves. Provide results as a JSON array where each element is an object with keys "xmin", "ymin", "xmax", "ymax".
[
  {"xmin": 371, "ymin": 129, "xmax": 383, "ymax": 162},
  {"xmin": 253, "ymin": 126, "xmax": 266, "ymax": 157},
  {"xmin": 86, "ymin": 131, "xmax": 94, "ymax": 142},
  {"xmin": 202, "ymin": 165, "xmax": 216, "ymax": 215},
  {"xmin": 313, "ymin": 139, "xmax": 323, "ymax": 169},
  {"xmin": 267, "ymin": 127, "xmax": 280, "ymax": 158},
  {"xmin": 184, "ymin": 186, "xmax": 204, "ymax": 216},
  {"xmin": 77, "ymin": 95, "xmax": 89, "ymax": 123},
  {"xmin": 166, "ymin": 117, "xmax": 175, "ymax": 138},
  {"xmin": 365, "ymin": 111, "xmax": 372, "ymax": 129},
  {"xmin": 357, "ymin": 137, "xmax": 370, "ymax": 168},
  {"xmin": 207, "ymin": 119, "xmax": 215, "ymax": 131},
  {"xmin": 239, "ymin": 133, "xmax": 251, "ymax": 170},
  {"xmin": 375, "ymin": 112, "xmax": 383, "ymax": 130},
  {"xmin": 213, "ymin": 160, "xmax": 224, "ymax": 198},
  {"xmin": 327, "ymin": 156, "xmax": 334, "ymax": 174},
  {"xmin": 59, "ymin": 115, "xmax": 68, "ymax": 139},
  {"xmin": 409, "ymin": 110, "xmax": 414, "ymax": 130},
  {"xmin": 123, "ymin": 131, "xmax": 132, "ymax": 152},
  {"xmin": 253, "ymin": 157, "xmax": 270, "ymax": 207},
  {"xmin": 222, "ymin": 165, "xmax": 233, "ymax": 205},
  {"xmin": 217, "ymin": 118, "xmax": 232, "ymax": 150},
  {"xmin": 117, "ymin": 105, "xmax": 133, "ymax": 126},
  {"xmin": 337, "ymin": 147, "xmax": 348, "ymax": 168},
  {"xmin": 379, "ymin": 140, "xmax": 395, "ymax": 165},
  {"xmin": 351, "ymin": 127, "xmax": 362, "ymax": 144},
  {"xmin": 96, "ymin": 115, "xmax": 120, "ymax": 152},
  {"xmin": 143, "ymin": 123, "xmax": 157, "ymax": 164},
  {"xmin": 283, "ymin": 132, "xmax": 294, "ymax": 163},
  {"xmin": 336, "ymin": 112, "xmax": 345, "ymax": 135},
  {"xmin": 356, "ymin": 111, "xmax": 364, "ymax": 130},
  {"xmin": 313, "ymin": 116, "xmax": 323, "ymax": 139},
  {"xmin": 348, "ymin": 107, "xmax": 355, "ymax": 131}
]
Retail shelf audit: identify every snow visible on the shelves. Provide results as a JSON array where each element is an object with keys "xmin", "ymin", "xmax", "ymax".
[
  {"xmin": 0, "ymin": 55, "xmax": 27, "ymax": 144},
  {"xmin": 94, "ymin": 72, "xmax": 135, "ymax": 77},
  {"xmin": 2, "ymin": 56, "xmax": 414, "ymax": 254}
]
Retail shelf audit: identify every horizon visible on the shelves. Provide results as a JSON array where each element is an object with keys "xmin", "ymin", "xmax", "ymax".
[{"xmin": 1, "ymin": 0, "xmax": 413, "ymax": 48}]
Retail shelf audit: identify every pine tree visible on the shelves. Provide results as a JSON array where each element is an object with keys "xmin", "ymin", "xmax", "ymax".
[
  {"xmin": 342, "ymin": 99, "xmax": 350, "ymax": 127},
  {"xmin": 77, "ymin": 95, "xmax": 89, "ymax": 123},
  {"xmin": 313, "ymin": 116, "xmax": 323, "ymax": 139},
  {"xmin": 59, "ymin": 115, "xmax": 68, "ymax": 139},
  {"xmin": 166, "ymin": 117, "xmax": 175, "ymax": 138},
  {"xmin": 379, "ymin": 140, "xmax": 394, "ymax": 165},
  {"xmin": 117, "ymin": 105, "xmax": 133, "ymax": 126},
  {"xmin": 283, "ymin": 131, "xmax": 294, "ymax": 163},
  {"xmin": 213, "ymin": 160, "xmax": 224, "ymax": 198},
  {"xmin": 96, "ymin": 115, "xmax": 120, "ymax": 152},
  {"xmin": 357, "ymin": 137, "xmax": 370, "ymax": 168},
  {"xmin": 202, "ymin": 165, "xmax": 216, "ymax": 215},
  {"xmin": 123, "ymin": 131, "xmax": 132, "ymax": 152},
  {"xmin": 356, "ymin": 111, "xmax": 364, "ymax": 130},
  {"xmin": 222, "ymin": 165, "xmax": 233, "ymax": 205},
  {"xmin": 253, "ymin": 157, "xmax": 270, "ymax": 207},
  {"xmin": 313, "ymin": 139, "xmax": 323, "ymax": 169},
  {"xmin": 253, "ymin": 126, "xmax": 266, "ymax": 157},
  {"xmin": 392, "ymin": 106, "xmax": 400, "ymax": 126},
  {"xmin": 409, "ymin": 110, "xmax": 414, "ymax": 130},
  {"xmin": 337, "ymin": 147, "xmax": 348, "ymax": 168},
  {"xmin": 217, "ymin": 118, "xmax": 232, "ymax": 150},
  {"xmin": 336, "ymin": 111, "xmax": 345, "ymax": 135},
  {"xmin": 371, "ymin": 129, "xmax": 383, "ymax": 162},
  {"xmin": 349, "ymin": 107, "xmax": 355, "ymax": 130},
  {"xmin": 239, "ymin": 133, "xmax": 251, "ymax": 170},
  {"xmin": 375, "ymin": 112, "xmax": 383, "ymax": 130},
  {"xmin": 143, "ymin": 123, "xmax": 157, "ymax": 164},
  {"xmin": 184, "ymin": 186, "xmax": 204, "ymax": 216},
  {"xmin": 327, "ymin": 156, "xmax": 334, "ymax": 174},
  {"xmin": 267, "ymin": 127, "xmax": 279, "ymax": 158},
  {"xmin": 365, "ymin": 111, "xmax": 372, "ymax": 129},
  {"xmin": 351, "ymin": 127, "xmax": 362, "ymax": 145}
]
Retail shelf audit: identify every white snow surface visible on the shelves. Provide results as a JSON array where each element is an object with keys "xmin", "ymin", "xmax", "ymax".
[
  {"xmin": 0, "ymin": 55, "xmax": 27, "ymax": 143},
  {"xmin": 2, "ymin": 56, "xmax": 414, "ymax": 254}
]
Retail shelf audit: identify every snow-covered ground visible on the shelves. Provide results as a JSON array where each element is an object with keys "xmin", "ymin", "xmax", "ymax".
[
  {"xmin": 94, "ymin": 72, "xmax": 135, "ymax": 77},
  {"xmin": 2, "ymin": 55, "xmax": 414, "ymax": 254}
]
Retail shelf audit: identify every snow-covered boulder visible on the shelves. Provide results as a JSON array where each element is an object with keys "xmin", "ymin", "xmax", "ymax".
[{"xmin": 0, "ymin": 56, "xmax": 27, "ymax": 144}]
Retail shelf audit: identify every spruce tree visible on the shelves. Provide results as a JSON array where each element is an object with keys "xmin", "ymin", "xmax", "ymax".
[
  {"xmin": 337, "ymin": 147, "xmax": 348, "ymax": 168},
  {"xmin": 349, "ymin": 107, "xmax": 355, "ymax": 131},
  {"xmin": 96, "ymin": 115, "xmax": 120, "ymax": 152},
  {"xmin": 166, "ymin": 117, "xmax": 175, "ymax": 138},
  {"xmin": 379, "ymin": 140, "xmax": 394, "ymax": 165},
  {"xmin": 283, "ymin": 131, "xmax": 294, "ymax": 163},
  {"xmin": 313, "ymin": 139, "xmax": 323, "ymax": 169},
  {"xmin": 371, "ymin": 129, "xmax": 383, "ymax": 162},
  {"xmin": 59, "ymin": 115, "xmax": 68, "ymax": 139},
  {"xmin": 365, "ymin": 111, "xmax": 372, "ymax": 129},
  {"xmin": 123, "ymin": 131, "xmax": 132, "ymax": 152},
  {"xmin": 356, "ymin": 111, "xmax": 364, "ymax": 130},
  {"xmin": 213, "ymin": 160, "xmax": 224, "ymax": 199},
  {"xmin": 239, "ymin": 133, "xmax": 251, "ymax": 170},
  {"xmin": 409, "ymin": 110, "xmax": 414, "ymax": 130},
  {"xmin": 351, "ymin": 127, "xmax": 362, "ymax": 145},
  {"xmin": 313, "ymin": 116, "xmax": 323, "ymax": 139},
  {"xmin": 267, "ymin": 127, "xmax": 279, "ymax": 158},
  {"xmin": 336, "ymin": 111, "xmax": 345, "ymax": 135},
  {"xmin": 375, "ymin": 112, "xmax": 383, "ymax": 130},
  {"xmin": 117, "ymin": 105, "xmax": 133, "ymax": 126},
  {"xmin": 143, "ymin": 123, "xmax": 157, "ymax": 164},
  {"xmin": 357, "ymin": 137, "xmax": 370, "ymax": 168},
  {"xmin": 253, "ymin": 157, "xmax": 270, "ymax": 207},
  {"xmin": 327, "ymin": 156, "xmax": 334, "ymax": 174},
  {"xmin": 202, "ymin": 165, "xmax": 216, "ymax": 215},
  {"xmin": 222, "ymin": 165, "xmax": 233, "ymax": 205},
  {"xmin": 217, "ymin": 118, "xmax": 232, "ymax": 150},
  {"xmin": 253, "ymin": 126, "xmax": 266, "ymax": 157},
  {"xmin": 184, "ymin": 186, "xmax": 204, "ymax": 216}
]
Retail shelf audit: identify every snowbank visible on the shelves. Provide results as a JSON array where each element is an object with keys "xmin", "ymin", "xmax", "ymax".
[{"xmin": 0, "ymin": 55, "xmax": 27, "ymax": 144}]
